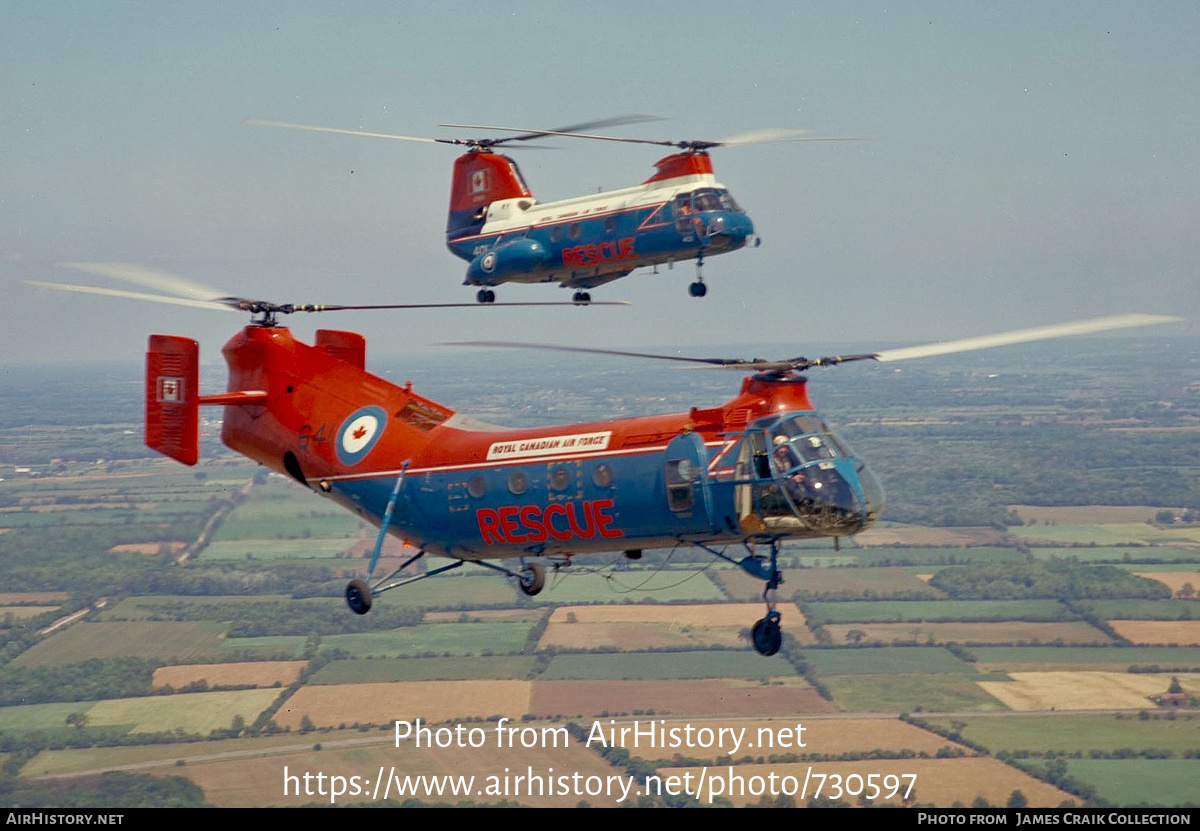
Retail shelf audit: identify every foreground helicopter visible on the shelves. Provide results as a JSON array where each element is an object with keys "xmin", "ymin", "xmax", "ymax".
[
  {"xmin": 247, "ymin": 116, "xmax": 851, "ymax": 303},
  {"xmin": 32, "ymin": 264, "xmax": 1179, "ymax": 655}
]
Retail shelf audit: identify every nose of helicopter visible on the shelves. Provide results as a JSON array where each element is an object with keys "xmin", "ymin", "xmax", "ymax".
[
  {"xmin": 705, "ymin": 212, "xmax": 755, "ymax": 248},
  {"xmin": 778, "ymin": 458, "xmax": 884, "ymax": 536}
]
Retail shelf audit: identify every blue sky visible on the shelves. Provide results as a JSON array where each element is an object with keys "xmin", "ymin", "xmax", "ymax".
[{"xmin": 3, "ymin": 1, "xmax": 1197, "ymax": 362}]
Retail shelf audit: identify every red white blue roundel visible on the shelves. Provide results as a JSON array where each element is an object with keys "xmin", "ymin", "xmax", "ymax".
[{"xmin": 336, "ymin": 406, "xmax": 386, "ymax": 466}]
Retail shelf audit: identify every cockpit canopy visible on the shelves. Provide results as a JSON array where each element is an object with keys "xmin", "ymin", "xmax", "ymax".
[{"xmin": 731, "ymin": 412, "xmax": 884, "ymax": 537}]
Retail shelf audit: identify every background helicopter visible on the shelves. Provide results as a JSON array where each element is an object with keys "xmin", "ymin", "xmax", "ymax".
[
  {"xmin": 30, "ymin": 264, "xmax": 1180, "ymax": 656},
  {"xmin": 247, "ymin": 116, "xmax": 855, "ymax": 303}
]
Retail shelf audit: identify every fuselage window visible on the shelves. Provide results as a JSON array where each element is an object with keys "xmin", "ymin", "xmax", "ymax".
[
  {"xmin": 568, "ymin": 223, "xmax": 582, "ymax": 240},
  {"xmin": 549, "ymin": 225, "xmax": 563, "ymax": 244},
  {"xmin": 507, "ymin": 471, "xmax": 528, "ymax": 495},
  {"xmin": 467, "ymin": 474, "xmax": 487, "ymax": 498},
  {"xmin": 549, "ymin": 466, "xmax": 572, "ymax": 491},
  {"xmin": 665, "ymin": 458, "xmax": 695, "ymax": 511},
  {"xmin": 592, "ymin": 463, "xmax": 613, "ymax": 488}
]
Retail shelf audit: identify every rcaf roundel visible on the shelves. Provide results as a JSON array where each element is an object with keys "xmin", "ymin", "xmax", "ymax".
[{"xmin": 336, "ymin": 405, "xmax": 386, "ymax": 466}]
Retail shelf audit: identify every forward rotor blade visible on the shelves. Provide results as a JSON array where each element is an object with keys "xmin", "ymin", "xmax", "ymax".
[
  {"xmin": 441, "ymin": 340, "xmax": 773, "ymax": 367},
  {"xmin": 59, "ymin": 261, "xmax": 230, "ymax": 302},
  {"xmin": 874, "ymin": 313, "xmax": 1183, "ymax": 363},
  {"xmin": 244, "ymin": 119, "xmax": 440, "ymax": 144},
  {"xmin": 28, "ymin": 281, "xmax": 238, "ymax": 312}
]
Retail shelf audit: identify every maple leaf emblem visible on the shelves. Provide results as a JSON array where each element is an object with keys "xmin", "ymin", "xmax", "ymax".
[{"xmin": 352, "ymin": 425, "xmax": 368, "ymax": 440}]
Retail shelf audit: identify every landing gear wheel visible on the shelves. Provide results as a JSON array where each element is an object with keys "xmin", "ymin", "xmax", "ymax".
[
  {"xmin": 688, "ymin": 281, "xmax": 707, "ymax": 298},
  {"xmin": 476, "ymin": 289, "xmax": 496, "ymax": 303},
  {"xmin": 751, "ymin": 613, "xmax": 782, "ymax": 656},
  {"xmin": 572, "ymin": 291, "xmax": 591, "ymax": 305},
  {"xmin": 345, "ymin": 578, "xmax": 373, "ymax": 615},
  {"xmin": 518, "ymin": 562, "xmax": 546, "ymax": 596}
]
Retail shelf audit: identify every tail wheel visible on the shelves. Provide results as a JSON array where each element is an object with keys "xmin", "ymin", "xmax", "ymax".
[
  {"xmin": 345, "ymin": 578, "xmax": 373, "ymax": 615},
  {"xmin": 518, "ymin": 563, "xmax": 546, "ymax": 596}
]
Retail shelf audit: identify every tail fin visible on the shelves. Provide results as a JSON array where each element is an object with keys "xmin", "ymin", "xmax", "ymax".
[
  {"xmin": 145, "ymin": 335, "xmax": 199, "ymax": 465},
  {"xmin": 446, "ymin": 151, "xmax": 533, "ymax": 238}
]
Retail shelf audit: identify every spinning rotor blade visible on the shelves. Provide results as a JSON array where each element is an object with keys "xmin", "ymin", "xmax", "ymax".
[
  {"xmin": 244, "ymin": 119, "xmax": 440, "ymax": 144},
  {"xmin": 447, "ymin": 314, "xmax": 1182, "ymax": 372},
  {"xmin": 28, "ymin": 280, "xmax": 238, "ymax": 313},
  {"xmin": 60, "ymin": 261, "xmax": 232, "ymax": 302},
  {"xmin": 440, "ymin": 122, "xmax": 864, "ymax": 152},
  {"xmin": 874, "ymin": 314, "xmax": 1182, "ymax": 362}
]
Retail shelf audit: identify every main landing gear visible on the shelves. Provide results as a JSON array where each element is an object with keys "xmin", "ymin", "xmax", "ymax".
[
  {"xmin": 476, "ymin": 289, "xmax": 496, "ymax": 303},
  {"xmin": 572, "ymin": 291, "xmax": 591, "ymax": 305},
  {"xmin": 689, "ymin": 537, "xmax": 784, "ymax": 656},
  {"xmin": 344, "ymin": 553, "xmax": 548, "ymax": 617}
]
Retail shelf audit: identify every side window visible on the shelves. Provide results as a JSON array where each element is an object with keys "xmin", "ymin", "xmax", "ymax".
[{"xmin": 665, "ymin": 458, "xmax": 695, "ymax": 511}]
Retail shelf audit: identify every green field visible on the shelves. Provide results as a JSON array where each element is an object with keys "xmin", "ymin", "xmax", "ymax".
[
  {"xmin": 11, "ymin": 621, "xmax": 230, "ymax": 667},
  {"xmin": 805, "ymin": 599, "xmax": 1074, "ymax": 624},
  {"xmin": 319, "ymin": 621, "xmax": 534, "ymax": 657},
  {"xmin": 822, "ymin": 673, "xmax": 1008, "ymax": 713},
  {"xmin": 924, "ymin": 713, "xmax": 1200, "ymax": 755},
  {"xmin": 1082, "ymin": 599, "xmax": 1200, "ymax": 620},
  {"xmin": 855, "ymin": 547, "xmax": 1028, "ymax": 567},
  {"xmin": 201, "ymin": 538, "xmax": 357, "ymax": 560},
  {"xmin": 970, "ymin": 646, "xmax": 1200, "ymax": 670},
  {"xmin": 526, "ymin": 566, "xmax": 729, "ymax": 604},
  {"xmin": 311, "ymin": 656, "xmax": 538, "ymax": 683},
  {"xmin": 540, "ymin": 650, "xmax": 793, "ymax": 679},
  {"xmin": 1013, "ymin": 524, "xmax": 1200, "ymax": 546},
  {"xmin": 84, "ymin": 689, "xmax": 281, "ymax": 735},
  {"xmin": 1031, "ymin": 546, "xmax": 1200, "ymax": 564},
  {"xmin": 799, "ymin": 646, "xmax": 977, "ymax": 676},
  {"xmin": 1063, "ymin": 759, "xmax": 1200, "ymax": 807},
  {"xmin": 0, "ymin": 701, "xmax": 101, "ymax": 734},
  {"xmin": 787, "ymin": 566, "xmax": 945, "ymax": 598}
]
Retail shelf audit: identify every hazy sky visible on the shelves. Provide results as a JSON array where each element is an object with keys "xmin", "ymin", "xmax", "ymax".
[{"xmin": 3, "ymin": 1, "xmax": 1198, "ymax": 364}]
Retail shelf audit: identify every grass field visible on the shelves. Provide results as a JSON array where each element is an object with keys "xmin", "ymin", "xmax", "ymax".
[
  {"xmin": 821, "ymin": 673, "xmax": 1008, "ymax": 713},
  {"xmin": 1012, "ymin": 524, "xmax": 1200, "ymax": 546},
  {"xmin": 923, "ymin": 713, "xmax": 1200, "ymax": 755},
  {"xmin": 787, "ymin": 566, "xmax": 945, "ymax": 598},
  {"xmin": 541, "ymin": 651, "xmax": 794, "ymax": 680},
  {"xmin": 277, "ymin": 680, "xmax": 532, "ymax": 728},
  {"xmin": 0, "ymin": 701, "xmax": 100, "ymax": 734},
  {"xmin": 85, "ymin": 688, "xmax": 282, "ymax": 734},
  {"xmin": 11, "ymin": 621, "xmax": 230, "ymax": 666},
  {"xmin": 528, "ymin": 678, "xmax": 836, "ymax": 718},
  {"xmin": 1061, "ymin": 759, "xmax": 1200, "ymax": 807},
  {"xmin": 971, "ymin": 646, "xmax": 1200, "ymax": 671},
  {"xmin": 526, "ymin": 566, "xmax": 729, "ymax": 604},
  {"xmin": 824, "ymin": 621, "xmax": 1113, "ymax": 646},
  {"xmin": 805, "ymin": 599, "xmax": 1074, "ymax": 624},
  {"xmin": 799, "ymin": 646, "xmax": 976, "ymax": 676},
  {"xmin": 855, "ymin": 547, "xmax": 1028, "ymax": 567},
  {"xmin": 319, "ymin": 621, "xmax": 535, "ymax": 657},
  {"xmin": 1031, "ymin": 546, "xmax": 1200, "ymax": 563},
  {"xmin": 310, "ymin": 656, "xmax": 539, "ymax": 683},
  {"xmin": 1082, "ymin": 599, "xmax": 1200, "ymax": 620}
]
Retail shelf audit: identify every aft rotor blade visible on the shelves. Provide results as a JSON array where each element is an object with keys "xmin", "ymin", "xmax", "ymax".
[
  {"xmin": 244, "ymin": 119, "xmax": 440, "ymax": 144},
  {"xmin": 28, "ymin": 281, "xmax": 238, "ymax": 312},
  {"xmin": 440, "ymin": 340, "xmax": 807, "ymax": 368},
  {"xmin": 874, "ymin": 313, "xmax": 1183, "ymax": 363}
]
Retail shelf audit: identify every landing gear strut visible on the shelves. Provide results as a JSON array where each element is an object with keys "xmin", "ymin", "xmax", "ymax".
[
  {"xmin": 688, "ymin": 252, "xmax": 707, "ymax": 297},
  {"xmin": 687, "ymin": 538, "xmax": 784, "ymax": 656}
]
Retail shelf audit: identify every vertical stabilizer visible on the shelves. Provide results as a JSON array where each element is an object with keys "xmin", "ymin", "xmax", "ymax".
[
  {"xmin": 146, "ymin": 335, "xmax": 199, "ymax": 465},
  {"xmin": 446, "ymin": 151, "xmax": 532, "ymax": 238}
]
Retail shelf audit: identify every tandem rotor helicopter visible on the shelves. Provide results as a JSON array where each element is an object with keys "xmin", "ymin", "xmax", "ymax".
[
  {"xmin": 246, "ymin": 115, "xmax": 852, "ymax": 303},
  {"xmin": 31, "ymin": 264, "xmax": 1180, "ymax": 655}
]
